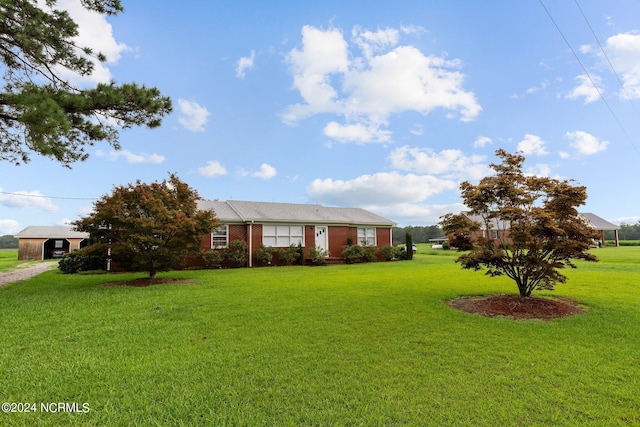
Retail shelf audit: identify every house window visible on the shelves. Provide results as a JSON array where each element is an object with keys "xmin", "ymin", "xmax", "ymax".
[
  {"xmin": 55, "ymin": 240, "xmax": 64, "ymax": 249},
  {"xmin": 357, "ymin": 227, "xmax": 376, "ymax": 246},
  {"xmin": 211, "ymin": 225, "xmax": 228, "ymax": 248},
  {"xmin": 491, "ymin": 230, "xmax": 499, "ymax": 239},
  {"xmin": 263, "ymin": 225, "xmax": 304, "ymax": 247}
]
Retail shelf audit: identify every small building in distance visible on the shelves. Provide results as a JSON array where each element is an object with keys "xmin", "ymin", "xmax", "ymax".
[
  {"xmin": 14, "ymin": 226, "xmax": 89, "ymax": 260},
  {"xmin": 460, "ymin": 212, "xmax": 620, "ymax": 247}
]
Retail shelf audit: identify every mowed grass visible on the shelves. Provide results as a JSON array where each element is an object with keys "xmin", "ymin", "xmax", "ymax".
[
  {"xmin": 0, "ymin": 249, "xmax": 23, "ymax": 272},
  {"xmin": 0, "ymin": 247, "xmax": 639, "ymax": 426}
]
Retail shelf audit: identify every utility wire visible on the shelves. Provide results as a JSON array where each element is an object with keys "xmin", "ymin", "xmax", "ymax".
[
  {"xmin": 573, "ymin": 0, "xmax": 640, "ymax": 120},
  {"xmin": 538, "ymin": 0, "xmax": 640, "ymax": 156},
  {"xmin": 0, "ymin": 190, "xmax": 96, "ymax": 201}
]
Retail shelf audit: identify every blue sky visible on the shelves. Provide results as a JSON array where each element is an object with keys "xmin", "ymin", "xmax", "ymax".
[{"xmin": 2, "ymin": 0, "xmax": 640, "ymax": 234}]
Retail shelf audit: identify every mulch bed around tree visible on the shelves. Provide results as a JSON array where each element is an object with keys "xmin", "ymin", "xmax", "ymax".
[
  {"xmin": 446, "ymin": 294, "xmax": 586, "ymax": 320},
  {"xmin": 102, "ymin": 278, "xmax": 192, "ymax": 287}
]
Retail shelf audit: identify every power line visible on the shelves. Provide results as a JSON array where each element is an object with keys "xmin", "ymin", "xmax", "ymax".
[
  {"xmin": 0, "ymin": 190, "xmax": 96, "ymax": 201},
  {"xmin": 573, "ymin": 0, "xmax": 640, "ymax": 120},
  {"xmin": 538, "ymin": 0, "xmax": 640, "ymax": 156}
]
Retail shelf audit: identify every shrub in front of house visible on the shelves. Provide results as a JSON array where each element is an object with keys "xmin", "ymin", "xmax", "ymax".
[
  {"xmin": 58, "ymin": 245, "xmax": 106, "ymax": 274},
  {"xmin": 255, "ymin": 244, "xmax": 274, "ymax": 266},
  {"xmin": 342, "ymin": 243, "xmax": 365, "ymax": 263},
  {"xmin": 380, "ymin": 244, "xmax": 405, "ymax": 261},
  {"xmin": 342, "ymin": 242, "xmax": 378, "ymax": 264},
  {"xmin": 224, "ymin": 240, "xmax": 248, "ymax": 268},
  {"xmin": 277, "ymin": 244, "xmax": 300, "ymax": 266},
  {"xmin": 362, "ymin": 244, "xmax": 377, "ymax": 263},
  {"xmin": 201, "ymin": 249, "xmax": 223, "ymax": 269},
  {"xmin": 308, "ymin": 246, "xmax": 328, "ymax": 265}
]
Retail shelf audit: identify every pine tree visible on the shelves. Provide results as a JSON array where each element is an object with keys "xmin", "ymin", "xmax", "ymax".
[{"xmin": 0, "ymin": 0, "xmax": 172, "ymax": 166}]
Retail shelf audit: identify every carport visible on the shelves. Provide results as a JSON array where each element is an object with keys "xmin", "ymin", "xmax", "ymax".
[{"xmin": 14, "ymin": 226, "xmax": 90, "ymax": 260}]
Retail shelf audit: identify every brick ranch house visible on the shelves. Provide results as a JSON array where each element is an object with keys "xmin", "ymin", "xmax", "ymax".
[
  {"xmin": 15, "ymin": 226, "xmax": 90, "ymax": 260},
  {"xmin": 460, "ymin": 212, "xmax": 620, "ymax": 247},
  {"xmin": 197, "ymin": 200, "xmax": 396, "ymax": 266}
]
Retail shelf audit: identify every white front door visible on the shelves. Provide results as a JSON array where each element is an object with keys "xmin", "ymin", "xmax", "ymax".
[{"xmin": 315, "ymin": 226, "xmax": 328, "ymax": 254}]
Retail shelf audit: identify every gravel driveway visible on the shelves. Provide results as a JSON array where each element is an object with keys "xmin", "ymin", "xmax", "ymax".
[{"xmin": 0, "ymin": 261, "xmax": 58, "ymax": 287}]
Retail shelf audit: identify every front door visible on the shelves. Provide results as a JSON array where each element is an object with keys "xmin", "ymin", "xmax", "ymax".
[{"xmin": 315, "ymin": 226, "xmax": 328, "ymax": 255}]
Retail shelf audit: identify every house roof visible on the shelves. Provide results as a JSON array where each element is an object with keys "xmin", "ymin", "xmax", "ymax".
[
  {"xmin": 579, "ymin": 213, "xmax": 619, "ymax": 231},
  {"xmin": 462, "ymin": 212, "xmax": 619, "ymax": 231},
  {"xmin": 197, "ymin": 200, "xmax": 395, "ymax": 226},
  {"xmin": 14, "ymin": 226, "xmax": 89, "ymax": 239}
]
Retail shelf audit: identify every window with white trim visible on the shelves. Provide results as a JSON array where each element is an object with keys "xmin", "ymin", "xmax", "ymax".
[
  {"xmin": 211, "ymin": 225, "xmax": 228, "ymax": 248},
  {"xmin": 263, "ymin": 225, "xmax": 304, "ymax": 247},
  {"xmin": 357, "ymin": 227, "xmax": 376, "ymax": 246}
]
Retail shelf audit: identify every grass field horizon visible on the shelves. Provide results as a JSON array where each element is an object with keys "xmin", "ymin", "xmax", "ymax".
[{"xmin": 1, "ymin": 246, "xmax": 638, "ymax": 425}]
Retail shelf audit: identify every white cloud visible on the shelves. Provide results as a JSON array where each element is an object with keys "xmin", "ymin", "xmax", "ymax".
[
  {"xmin": 77, "ymin": 205, "xmax": 94, "ymax": 217},
  {"xmin": 565, "ymin": 131, "xmax": 609, "ymax": 155},
  {"xmin": 517, "ymin": 134, "xmax": 548, "ymax": 156},
  {"xmin": 612, "ymin": 215, "xmax": 640, "ymax": 225},
  {"xmin": 283, "ymin": 25, "xmax": 480, "ymax": 143},
  {"xmin": 602, "ymin": 32, "xmax": 640, "ymax": 99},
  {"xmin": 236, "ymin": 50, "xmax": 256, "ymax": 79},
  {"xmin": 96, "ymin": 149, "xmax": 165, "ymax": 164},
  {"xmin": 250, "ymin": 163, "xmax": 277, "ymax": 180},
  {"xmin": 525, "ymin": 80, "xmax": 550, "ymax": 95},
  {"xmin": 198, "ymin": 160, "xmax": 228, "ymax": 177},
  {"xmin": 307, "ymin": 172, "xmax": 457, "ymax": 207},
  {"xmin": 50, "ymin": 0, "xmax": 129, "ymax": 85},
  {"xmin": 56, "ymin": 218, "xmax": 74, "ymax": 226},
  {"xmin": 579, "ymin": 44, "xmax": 593, "ymax": 54},
  {"xmin": 409, "ymin": 124, "xmax": 424, "ymax": 136},
  {"xmin": 389, "ymin": 146, "xmax": 489, "ymax": 180},
  {"xmin": 323, "ymin": 121, "xmax": 391, "ymax": 144},
  {"xmin": 0, "ymin": 219, "xmax": 22, "ymax": 235},
  {"xmin": 566, "ymin": 74, "xmax": 601, "ymax": 104},
  {"xmin": 370, "ymin": 202, "xmax": 465, "ymax": 227},
  {"xmin": 178, "ymin": 99, "xmax": 210, "ymax": 132},
  {"xmin": 525, "ymin": 163, "xmax": 552, "ymax": 177},
  {"xmin": 473, "ymin": 135, "xmax": 492, "ymax": 148},
  {"xmin": 0, "ymin": 188, "xmax": 59, "ymax": 212},
  {"xmin": 352, "ymin": 26, "xmax": 400, "ymax": 59},
  {"xmin": 306, "ymin": 171, "xmax": 463, "ymax": 225}
]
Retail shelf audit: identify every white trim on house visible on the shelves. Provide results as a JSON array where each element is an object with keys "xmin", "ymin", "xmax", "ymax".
[{"xmin": 211, "ymin": 225, "xmax": 228, "ymax": 248}]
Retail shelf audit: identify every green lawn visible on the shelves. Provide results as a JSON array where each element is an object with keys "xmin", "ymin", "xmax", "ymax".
[
  {"xmin": 0, "ymin": 249, "xmax": 23, "ymax": 272},
  {"xmin": 1, "ymin": 246, "xmax": 639, "ymax": 426}
]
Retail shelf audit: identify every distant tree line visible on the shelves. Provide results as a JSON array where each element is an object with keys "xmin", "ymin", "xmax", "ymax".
[
  {"xmin": 605, "ymin": 222, "xmax": 640, "ymax": 240},
  {"xmin": 392, "ymin": 225, "xmax": 443, "ymax": 244},
  {"xmin": 0, "ymin": 235, "xmax": 18, "ymax": 249}
]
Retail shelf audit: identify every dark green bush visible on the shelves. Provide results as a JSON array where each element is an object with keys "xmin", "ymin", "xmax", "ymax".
[
  {"xmin": 58, "ymin": 245, "xmax": 106, "ymax": 274},
  {"xmin": 308, "ymin": 246, "xmax": 328, "ymax": 265},
  {"xmin": 201, "ymin": 249, "xmax": 223, "ymax": 269},
  {"xmin": 277, "ymin": 244, "xmax": 299, "ymax": 265},
  {"xmin": 380, "ymin": 244, "xmax": 404, "ymax": 261},
  {"xmin": 406, "ymin": 233, "xmax": 413, "ymax": 260},
  {"xmin": 342, "ymin": 244, "xmax": 365, "ymax": 263},
  {"xmin": 342, "ymin": 243, "xmax": 378, "ymax": 263},
  {"xmin": 224, "ymin": 240, "xmax": 247, "ymax": 267},
  {"xmin": 255, "ymin": 244, "xmax": 274, "ymax": 266}
]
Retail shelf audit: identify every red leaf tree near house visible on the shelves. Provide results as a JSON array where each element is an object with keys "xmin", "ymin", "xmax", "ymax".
[
  {"xmin": 74, "ymin": 174, "xmax": 217, "ymax": 279},
  {"xmin": 440, "ymin": 149, "xmax": 599, "ymax": 298}
]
